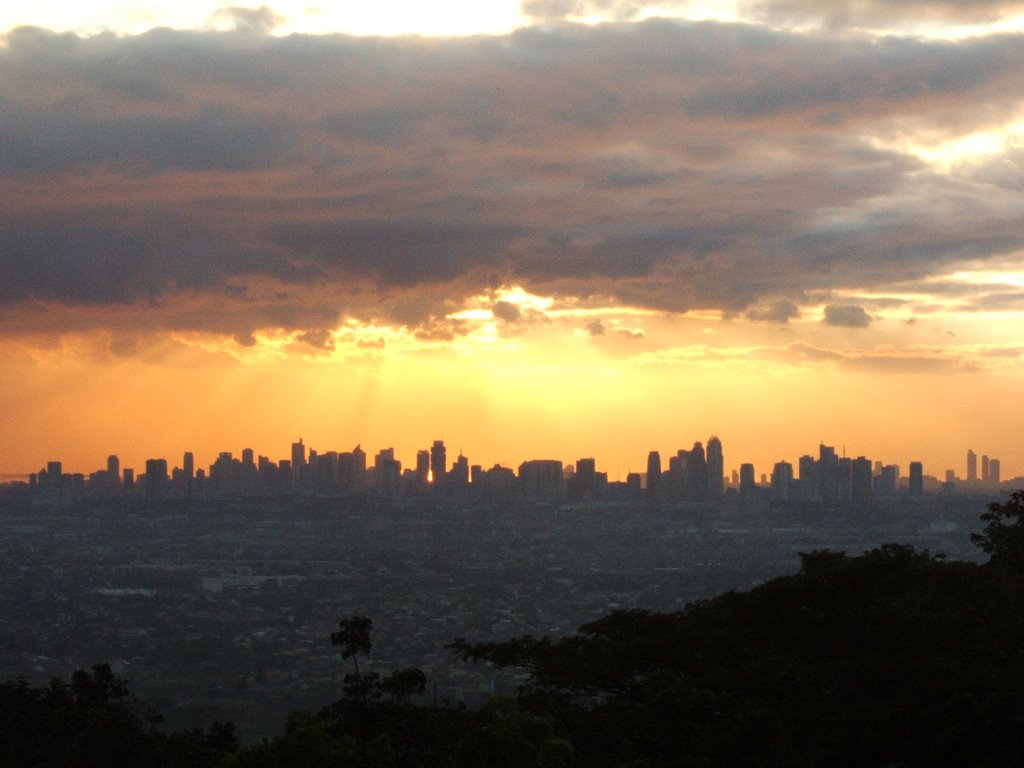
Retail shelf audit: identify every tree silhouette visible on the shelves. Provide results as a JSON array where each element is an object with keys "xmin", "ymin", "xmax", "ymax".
[
  {"xmin": 331, "ymin": 616, "xmax": 373, "ymax": 677},
  {"xmin": 971, "ymin": 490, "xmax": 1024, "ymax": 572}
]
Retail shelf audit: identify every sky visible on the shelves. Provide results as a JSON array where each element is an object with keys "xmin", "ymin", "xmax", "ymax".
[{"xmin": 2, "ymin": 1, "xmax": 1024, "ymax": 480}]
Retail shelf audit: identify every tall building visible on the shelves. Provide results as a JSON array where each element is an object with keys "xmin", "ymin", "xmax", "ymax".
[
  {"xmin": 706, "ymin": 436, "xmax": 724, "ymax": 499},
  {"xmin": 798, "ymin": 455, "xmax": 817, "ymax": 501},
  {"xmin": 145, "ymin": 458, "xmax": 169, "ymax": 502},
  {"xmin": 738, "ymin": 463, "xmax": 757, "ymax": 512},
  {"xmin": 291, "ymin": 439, "xmax": 306, "ymax": 469},
  {"xmin": 818, "ymin": 444, "xmax": 838, "ymax": 502},
  {"xmin": 967, "ymin": 449, "xmax": 977, "ymax": 483},
  {"xmin": 646, "ymin": 451, "xmax": 662, "ymax": 502},
  {"xmin": 876, "ymin": 465, "xmax": 898, "ymax": 497},
  {"xmin": 908, "ymin": 462, "xmax": 923, "ymax": 495},
  {"xmin": 415, "ymin": 450, "xmax": 430, "ymax": 484},
  {"xmin": 107, "ymin": 455, "xmax": 120, "ymax": 479},
  {"xmin": 770, "ymin": 461, "xmax": 793, "ymax": 501},
  {"xmin": 431, "ymin": 440, "xmax": 447, "ymax": 486},
  {"xmin": 575, "ymin": 457, "xmax": 597, "ymax": 497},
  {"xmin": 688, "ymin": 441, "xmax": 707, "ymax": 502},
  {"xmin": 990, "ymin": 458, "xmax": 1001, "ymax": 486},
  {"xmin": 183, "ymin": 452, "xmax": 194, "ymax": 479},
  {"xmin": 451, "ymin": 453, "xmax": 470, "ymax": 490},
  {"xmin": 851, "ymin": 456, "xmax": 872, "ymax": 509},
  {"xmin": 518, "ymin": 459, "xmax": 564, "ymax": 501}
]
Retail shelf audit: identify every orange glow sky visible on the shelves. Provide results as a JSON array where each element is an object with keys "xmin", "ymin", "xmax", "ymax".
[{"xmin": 2, "ymin": 3, "xmax": 1024, "ymax": 480}]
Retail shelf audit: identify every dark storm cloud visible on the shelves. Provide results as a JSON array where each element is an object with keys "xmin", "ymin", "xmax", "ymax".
[{"xmin": 1, "ymin": 20, "xmax": 1023, "ymax": 336}]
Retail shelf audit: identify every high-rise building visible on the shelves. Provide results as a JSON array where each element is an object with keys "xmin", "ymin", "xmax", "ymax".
[
  {"xmin": 851, "ymin": 456, "xmax": 872, "ymax": 509},
  {"xmin": 145, "ymin": 458, "xmax": 169, "ymax": 502},
  {"xmin": 875, "ymin": 465, "xmax": 898, "ymax": 497},
  {"xmin": 451, "ymin": 453, "xmax": 470, "ymax": 490},
  {"xmin": 107, "ymin": 455, "xmax": 120, "ymax": 479},
  {"xmin": 706, "ymin": 436, "xmax": 724, "ymax": 499},
  {"xmin": 575, "ymin": 457, "xmax": 597, "ymax": 496},
  {"xmin": 431, "ymin": 440, "xmax": 447, "ymax": 486},
  {"xmin": 798, "ymin": 455, "xmax": 817, "ymax": 501},
  {"xmin": 770, "ymin": 461, "xmax": 793, "ymax": 501},
  {"xmin": 982, "ymin": 455, "xmax": 990, "ymax": 482},
  {"xmin": 518, "ymin": 459, "xmax": 565, "ymax": 501},
  {"xmin": 688, "ymin": 441, "xmax": 707, "ymax": 502},
  {"xmin": 817, "ymin": 444, "xmax": 839, "ymax": 502},
  {"xmin": 739, "ymin": 463, "xmax": 755, "ymax": 492},
  {"xmin": 908, "ymin": 462, "xmax": 923, "ymax": 495},
  {"xmin": 646, "ymin": 451, "xmax": 662, "ymax": 501},
  {"xmin": 415, "ymin": 450, "xmax": 430, "ymax": 484},
  {"xmin": 967, "ymin": 449, "xmax": 977, "ymax": 483},
  {"xmin": 292, "ymin": 439, "xmax": 306, "ymax": 469},
  {"xmin": 183, "ymin": 452, "xmax": 194, "ymax": 479},
  {"xmin": 990, "ymin": 458, "xmax": 1001, "ymax": 486}
]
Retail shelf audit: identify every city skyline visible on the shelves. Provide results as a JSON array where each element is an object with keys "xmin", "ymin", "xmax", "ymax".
[
  {"xmin": 3, "ymin": 4, "xmax": 1024, "ymax": 481},
  {"xmin": 9, "ymin": 434, "xmax": 1013, "ymax": 490}
]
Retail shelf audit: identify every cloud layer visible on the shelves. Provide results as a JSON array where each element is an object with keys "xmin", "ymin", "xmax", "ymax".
[{"xmin": 1, "ymin": 20, "xmax": 1023, "ymax": 340}]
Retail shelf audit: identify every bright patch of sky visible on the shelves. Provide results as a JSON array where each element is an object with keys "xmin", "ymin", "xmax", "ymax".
[{"xmin": 6, "ymin": 0, "xmax": 1020, "ymax": 38}]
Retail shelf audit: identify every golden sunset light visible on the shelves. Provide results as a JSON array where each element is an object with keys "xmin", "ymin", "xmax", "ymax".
[{"xmin": 2, "ymin": 0, "xmax": 1024, "ymax": 485}]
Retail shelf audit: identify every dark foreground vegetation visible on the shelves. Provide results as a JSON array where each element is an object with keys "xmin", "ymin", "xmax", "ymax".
[{"xmin": 5, "ymin": 492, "xmax": 1024, "ymax": 767}]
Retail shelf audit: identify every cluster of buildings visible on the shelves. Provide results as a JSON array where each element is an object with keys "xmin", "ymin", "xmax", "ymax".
[{"xmin": 18, "ymin": 436, "xmax": 1007, "ymax": 511}]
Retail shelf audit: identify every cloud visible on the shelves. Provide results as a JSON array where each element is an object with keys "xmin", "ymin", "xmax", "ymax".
[
  {"xmin": 741, "ymin": 0, "xmax": 1024, "ymax": 29},
  {"xmin": 747, "ymin": 299, "xmax": 801, "ymax": 323},
  {"xmin": 521, "ymin": 0, "xmax": 653, "ymax": 21},
  {"xmin": 491, "ymin": 300, "xmax": 523, "ymax": 323},
  {"xmin": 823, "ymin": 304, "xmax": 872, "ymax": 328},
  {"xmin": 586, "ymin": 319, "xmax": 606, "ymax": 335},
  {"xmin": 212, "ymin": 5, "xmax": 285, "ymax": 34},
  {"xmin": 0, "ymin": 22, "xmax": 1022, "ymax": 341}
]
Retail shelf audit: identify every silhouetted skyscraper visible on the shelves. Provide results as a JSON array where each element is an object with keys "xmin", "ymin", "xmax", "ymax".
[
  {"xmin": 908, "ymin": 462, "xmax": 923, "ymax": 495},
  {"xmin": 967, "ymin": 449, "xmax": 977, "ymax": 483},
  {"xmin": 706, "ymin": 436, "xmax": 724, "ymax": 499},
  {"xmin": 646, "ymin": 451, "xmax": 662, "ymax": 503},
  {"xmin": 431, "ymin": 440, "xmax": 447, "ymax": 486},
  {"xmin": 770, "ymin": 461, "xmax": 793, "ymax": 501},
  {"xmin": 518, "ymin": 459, "xmax": 564, "ymax": 501},
  {"xmin": 739, "ymin": 464, "xmax": 756, "ymax": 513},
  {"xmin": 145, "ymin": 458, "xmax": 169, "ymax": 502},
  {"xmin": 416, "ymin": 450, "xmax": 430, "ymax": 484},
  {"xmin": 292, "ymin": 439, "xmax": 306, "ymax": 469},
  {"xmin": 688, "ymin": 441, "xmax": 707, "ymax": 502},
  {"xmin": 818, "ymin": 443, "xmax": 838, "ymax": 502},
  {"xmin": 451, "ymin": 452, "xmax": 470, "ymax": 490},
  {"xmin": 851, "ymin": 456, "xmax": 872, "ymax": 509}
]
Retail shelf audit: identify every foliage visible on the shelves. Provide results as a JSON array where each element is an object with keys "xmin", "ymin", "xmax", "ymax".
[
  {"xmin": 452, "ymin": 542, "xmax": 1024, "ymax": 767},
  {"xmin": 0, "ymin": 663, "xmax": 237, "ymax": 767},
  {"xmin": 332, "ymin": 616, "xmax": 374, "ymax": 677},
  {"xmin": 972, "ymin": 489, "xmax": 1024, "ymax": 572}
]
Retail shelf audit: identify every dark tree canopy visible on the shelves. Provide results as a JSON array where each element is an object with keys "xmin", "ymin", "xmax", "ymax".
[{"xmin": 972, "ymin": 489, "xmax": 1024, "ymax": 572}]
